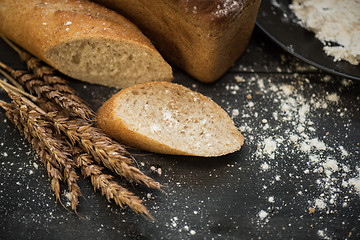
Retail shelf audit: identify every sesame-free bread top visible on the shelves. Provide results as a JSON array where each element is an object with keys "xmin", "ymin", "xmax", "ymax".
[
  {"xmin": 166, "ymin": 0, "xmax": 254, "ymax": 31},
  {"xmin": 93, "ymin": 0, "xmax": 261, "ymax": 82},
  {"xmin": 0, "ymin": 0, "xmax": 173, "ymax": 88}
]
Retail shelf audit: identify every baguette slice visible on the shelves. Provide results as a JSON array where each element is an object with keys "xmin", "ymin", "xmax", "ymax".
[
  {"xmin": 96, "ymin": 82, "xmax": 244, "ymax": 157},
  {"xmin": 0, "ymin": 0, "xmax": 172, "ymax": 88}
]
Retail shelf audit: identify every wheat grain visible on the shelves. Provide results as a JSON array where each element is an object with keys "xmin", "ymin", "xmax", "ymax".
[
  {"xmin": 0, "ymin": 89, "xmax": 82, "ymax": 212},
  {"xmin": 0, "ymin": 61, "xmax": 94, "ymax": 120},
  {"xmin": 0, "ymin": 58, "xmax": 164, "ymax": 217},
  {"xmin": 0, "ymin": 35, "xmax": 74, "ymax": 93},
  {"xmin": 73, "ymin": 148, "xmax": 153, "ymax": 219},
  {"xmin": 48, "ymin": 113, "xmax": 162, "ymax": 190},
  {"xmin": 0, "ymin": 101, "xmax": 64, "ymax": 207}
]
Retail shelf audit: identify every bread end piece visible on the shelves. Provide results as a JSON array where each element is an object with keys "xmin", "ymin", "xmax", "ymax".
[
  {"xmin": 96, "ymin": 82, "xmax": 244, "ymax": 157},
  {"xmin": 93, "ymin": 0, "xmax": 261, "ymax": 83}
]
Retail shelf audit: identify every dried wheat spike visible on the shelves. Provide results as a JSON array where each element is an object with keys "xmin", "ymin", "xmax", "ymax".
[
  {"xmin": 26, "ymin": 57, "xmax": 74, "ymax": 94},
  {"xmin": 0, "ymin": 101, "xmax": 64, "ymax": 206},
  {"xmin": 0, "ymin": 93, "xmax": 82, "ymax": 212},
  {"xmin": 48, "ymin": 113, "xmax": 162, "ymax": 190},
  {"xmin": 0, "ymin": 63, "xmax": 94, "ymax": 120},
  {"xmin": 74, "ymin": 148, "xmax": 153, "ymax": 219},
  {"xmin": 24, "ymin": 57, "xmax": 81, "ymax": 96},
  {"xmin": 0, "ymin": 36, "xmax": 74, "ymax": 93},
  {"xmin": 41, "ymin": 150, "xmax": 65, "ymax": 206},
  {"xmin": 20, "ymin": 108, "xmax": 81, "ymax": 212}
]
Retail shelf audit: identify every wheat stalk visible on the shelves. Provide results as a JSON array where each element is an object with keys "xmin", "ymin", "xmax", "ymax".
[
  {"xmin": 1, "ymin": 82, "xmax": 162, "ymax": 215},
  {"xmin": 0, "ymin": 56, "xmax": 164, "ymax": 217},
  {"xmin": 0, "ymin": 61, "xmax": 94, "ymax": 120},
  {"xmin": 0, "ymin": 91, "xmax": 155, "ymax": 217},
  {"xmin": 0, "ymin": 35, "xmax": 75, "ymax": 94},
  {"xmin": 73, "ymin": 148, "xmax": 153, "ymax": 219},
  {"xmin": 0, "ymin": 87, "xmax": 82, "ymax": 212},
  {"xmin": 0, "ymin": 76, "xmax": 161, "ymax": 189},
  {"xmin": 0, "ymin": 101, "xmax": 65, "ymax": 208},
  {"xmin": 0, "ymin": 75, "xmax": 157, "ymax": 187},
  {"xmin": 47, "ymin": 113, "xmax": 162, "ymax": 190}
]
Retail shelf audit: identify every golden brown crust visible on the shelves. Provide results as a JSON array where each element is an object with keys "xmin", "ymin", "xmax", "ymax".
[
  {"xmin": 0, "ymin": 0, "xmax": 172, "ymax": 87},
  {"xmin": 96, "ymin": 83, "xmax": 192, "ymax": 155},
  {"xmin": 167, "ymin": 0, "xmax": 253, "ymax": 31},
  {"xmin": 0, "ymin": 0, "xmax": 155, "ymax": 59},
  {"xmin": 93, "ymin": 0, "xmax": 261, "ymax": 82},
  {"xmin": 96, "ymin": 82, "xmax": 244, "ymax": 157}
]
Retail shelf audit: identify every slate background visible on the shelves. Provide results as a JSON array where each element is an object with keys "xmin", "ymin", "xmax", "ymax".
[{"xmin": 0, "ymin": 23, "xmax": 359, "ymax": 240}]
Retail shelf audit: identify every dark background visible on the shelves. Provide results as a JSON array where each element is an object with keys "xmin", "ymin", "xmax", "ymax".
[{"xmin": 0, "ymin": 6, "xmax": 359, "ymax": 240}]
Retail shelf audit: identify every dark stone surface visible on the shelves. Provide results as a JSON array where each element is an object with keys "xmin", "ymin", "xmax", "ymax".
[{"xmin": 0, "ymin": 26, "xmax": 359, "ymax": 240}]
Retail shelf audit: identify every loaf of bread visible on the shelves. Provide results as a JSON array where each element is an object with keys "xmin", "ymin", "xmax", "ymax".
[
  {"xmin": 93, "ymin": 0, "xmax": 261, "ymax": 83},
  {"xmin": 96, "ymin": 82, "xmax": 244, "ymax": 157},
  {"xmin": 0, "ymin": 0, "xmax": 173, "ymax": 88}
]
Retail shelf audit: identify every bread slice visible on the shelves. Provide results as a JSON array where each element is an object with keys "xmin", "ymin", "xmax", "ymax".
[
  {"xmin": 0, "ymin": 0, "xmax": 172, "ymax": 88},
  {"xmin": 93, "ymin": 0, "xmax": 261, "ymax": 83},
  {"xmin": 96, "ymin": 82, "xmax": 244, "ymax": 157}
]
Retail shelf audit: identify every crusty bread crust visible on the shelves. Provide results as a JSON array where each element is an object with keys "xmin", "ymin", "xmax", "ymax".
[
  {"xmin": 96, "ymin": 82, "xmax": 244, "ymax": 157},
  {"xmin": 0, "ymin": 0, "xmax": 173, "ymax": 88},
  {"xmin": 93, "ymin": 0, "xmax": 261, "ymax": 82}
]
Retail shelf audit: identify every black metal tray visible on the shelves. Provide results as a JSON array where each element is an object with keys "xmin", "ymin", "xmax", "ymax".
[{"xmin": 256, "ymin": 0, "xmax": 360, "ymax": 81}]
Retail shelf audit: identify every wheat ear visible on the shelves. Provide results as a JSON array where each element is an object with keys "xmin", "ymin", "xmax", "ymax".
[
  {"xmin": 0, "ymin": 94, "xmax": 153, "ymax": 217},
  {"xmin": 48, "ymin": 113, "xmax": 162, "ymax": 190},
  {"xmin": 0, "ymin": 87, "xmax": 82, "ymax": 212},
  {"xmin": 0, "ymin": 62, "xmax": 94, "ymax": 120},
  {"xmin": 0, "ymin": 101, "xmax": 65, "ymax": 208},
  {"xmin": 73, "ymin": 148, "xmax": 153, "ymax": 219},
  {"xmin": 1, "ymin": 80, "xmax": 162, "ymax": 200},
  {"xmin": 0, "ymin": 35, "xmax": 75, "ymax": 93}
]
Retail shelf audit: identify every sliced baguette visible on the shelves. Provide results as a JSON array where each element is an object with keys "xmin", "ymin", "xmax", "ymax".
[
  {"xmin": 0, "ymin": 0, "xmax": 172, "ymax": 88},
  {"xmin": 96, "ymin": 82, "xmax": 244, "ymax": 157}
]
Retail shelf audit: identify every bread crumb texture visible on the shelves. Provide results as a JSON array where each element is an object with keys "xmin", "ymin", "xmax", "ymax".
[
  {"xmin": 47, "ymin": 38, "xmax": 172, "ymax": 88},
  {"xmin": 96, "ymin": 82, "xmax": 244, "ymax": 157},
  {"xmin": 0, "ymin": 0, "xmax": 172, "ymax": 88}
]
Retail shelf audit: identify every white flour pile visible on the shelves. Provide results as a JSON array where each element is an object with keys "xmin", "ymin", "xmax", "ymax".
[{"xmin": 289, "ymin": 0, "xmax": 360, "ymax": 65}]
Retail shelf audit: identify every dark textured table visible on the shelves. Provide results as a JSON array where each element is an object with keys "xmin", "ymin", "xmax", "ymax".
[{"xmin": 1, "ymin": 27, "xmax": 359, "ymax": 240}]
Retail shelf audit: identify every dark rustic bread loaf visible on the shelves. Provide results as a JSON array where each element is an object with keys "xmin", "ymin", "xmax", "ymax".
[
  {"xmin": 0, "ymin": 0, "xmax": 173, "ymax": 88},
  {"xmin": 93, "ymin": 0, "xmax": 261, "ymax": 82}
]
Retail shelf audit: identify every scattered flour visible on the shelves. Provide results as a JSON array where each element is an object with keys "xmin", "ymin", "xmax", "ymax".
[
  {"xmin": 150, "ymin": 165, "xmax": 162, "ymax": 175},
  {"xmin": 258, "ymin": 210, "xmax": 269, "ymax": 220},
  {"xmin": 322, "ymin": 158, "xmax": 339, "ymax": 172},
  {"xmin": 233, "ymin": 74, "xmax": 359, "ymax": 237},
  {"xmin": 348, "ymin": 176, "xmax": 360, "ymax": 193},
  {"xmin": 234, "ymin": 75, "xmax": 245, "ymax": 83},
  {"xmin": 261, "ymin": 162, "xmax": 270, "ymax": 171},
  {"xmin": 326, "ymin": 93, "xmax": 340, "ymax": 103},
  {"xmin": 314, "ymin": 198, "xmax": 326, "ymax": 210},
  {"xmin": 64, "ymin": 191, "xmax": 72, "ymax": 207},
  {"xmin": 290, "ymin": 0, "xmax": 360, "ymax": 65},
  {"xmin": 33, "ymin": 162, "xmax": 39, "ymax": 169},
  {"xmin": 262, "ymin": 137, "xmax": 277, "ymax": 158}
]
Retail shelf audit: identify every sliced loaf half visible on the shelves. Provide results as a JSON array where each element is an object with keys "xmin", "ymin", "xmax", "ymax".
[
  {"xmin": 96, "ymin": 82, "xmax": 244, "ymax": 157},
  {"xmin": 0, "ymin": 0, "xmax": 173, "ymax": 88}
]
